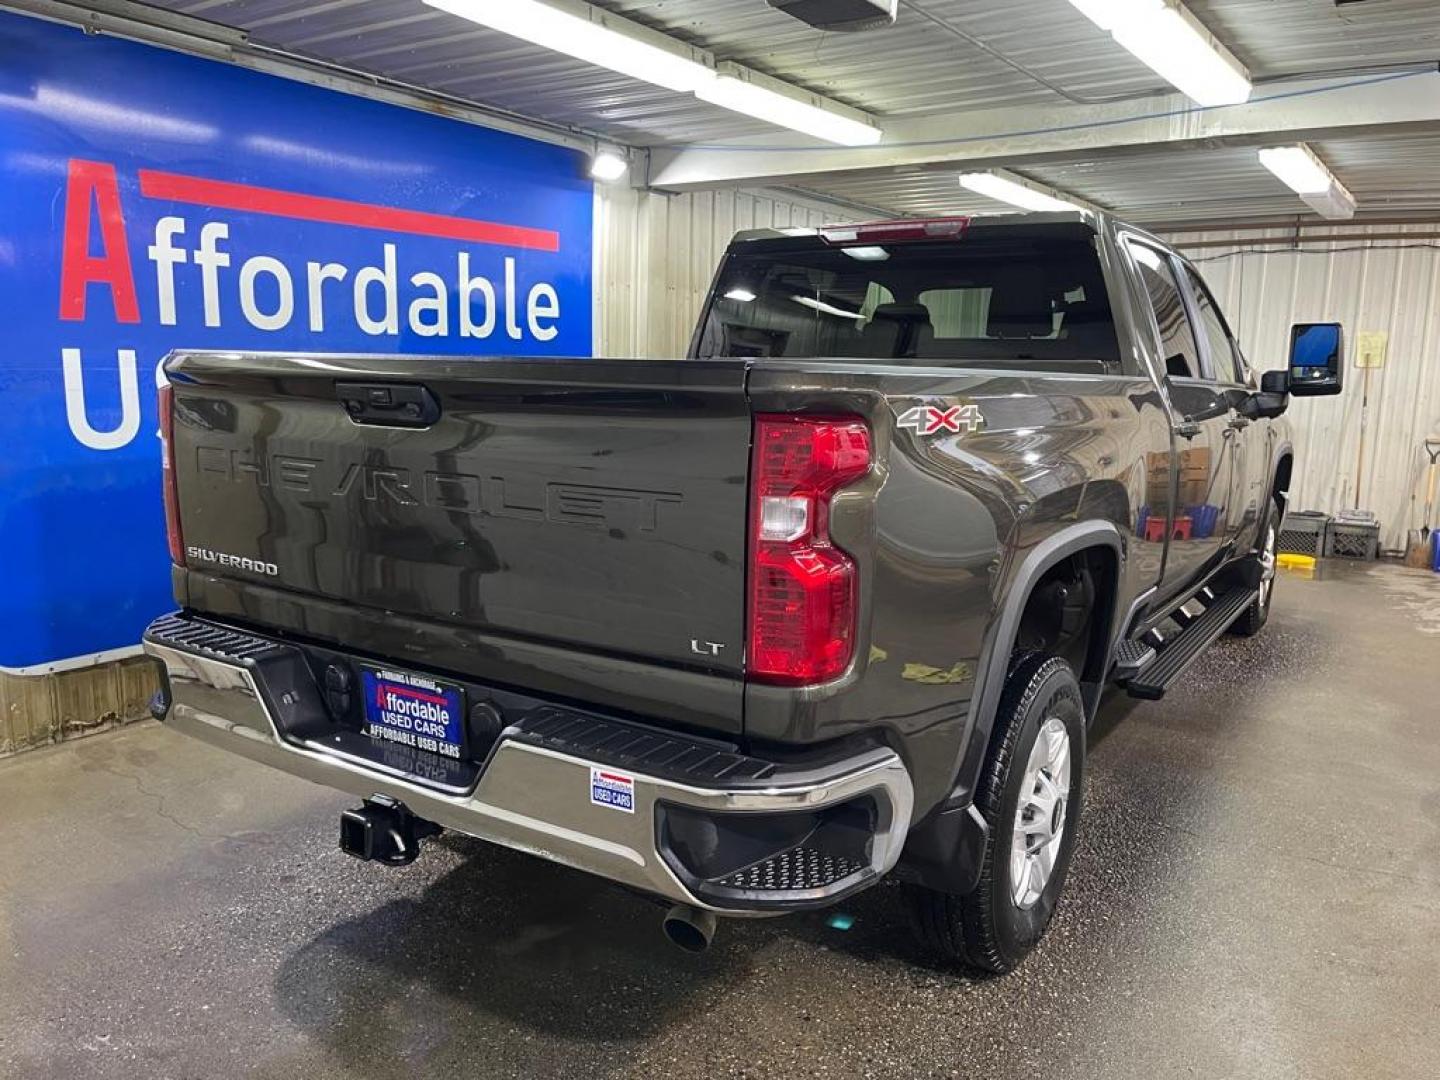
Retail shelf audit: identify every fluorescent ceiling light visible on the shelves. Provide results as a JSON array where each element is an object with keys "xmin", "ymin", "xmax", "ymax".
[
  {"xmin": 791, "ymin": 295, "xmax": 865, "ymax": 320},
  {"xmin": 425, "ymin": 2, "xmax": 885, "ymax": 145},
  {"xmin": 1301, "ymin": 184, "xmax": 1355, "ymax": 221},
  {"xmin": 724, "ymin": 287, "xmax": 757, "ymax": 302},
  {"xmin": 841, "ymin": 246, "xmax": 890, "ymax": 261},
  {"xmin": 1259, "ymin": 144, "xmax": 1355, "ymax": 219},
  {"xmin": 423, "ymin": 0, "xmax": 714, "ymax": 93},
  {"xmin": 589, "ymin": 150, "xmax": 629, "ymax": 182},
  {"xmin": 959, "ymin": 171, "xmax": 1080, "ymax": 213},
  {"xmin": 1067, "ymin": 0, "xmax": 1251, "ymax": 107},
  {"xmin": 1257, "ymin": 144, "xmax": 1332, "ymax": 195},
  {"xmin": 696, "ymin": 66, "xmax": 883, "ymax": 146}
]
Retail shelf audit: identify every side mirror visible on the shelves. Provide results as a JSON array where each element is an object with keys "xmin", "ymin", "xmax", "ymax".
[
  {"xmin": 1287, "ymin": 322, "xmax": 1344, "ymax": 396},
  {"xmin": 1241, "ymin": 368, "xmax": 1293, "ymax": 419},
  {"xmin": 1239, "ymin": 391, "xmax": 1289, "ymax": 420}
]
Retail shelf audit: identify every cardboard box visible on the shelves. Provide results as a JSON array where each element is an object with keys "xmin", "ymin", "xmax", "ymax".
[
  {"xmin": 1178, "ymin": 447, "xmax": 1211, "ymax": 471},
  {"xmin": 1178, "ymin": 478, "xmax": 1208, "ymax": 506},
  {"xmin": 1178, "ymin": 449, "xmax": 1209, "ymax": 483},
  {"xmin": 1142, "ymin": 449, "xmax": 1213, "ymax": 507}
]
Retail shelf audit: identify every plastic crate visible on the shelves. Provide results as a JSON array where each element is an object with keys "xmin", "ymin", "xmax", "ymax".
[
  {"xmin": 1324, "ymin": 521, "xmax": 1380, "ymax": 560},
  {"xmin": 1278, "ymin": 511, "xmax": 1328, "ymax": 556}
]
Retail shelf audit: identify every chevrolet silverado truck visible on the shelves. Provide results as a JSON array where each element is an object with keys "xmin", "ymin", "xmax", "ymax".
[{"xmin": 143, "ymin": 213, "xmax": 1342, "ymax": 972}]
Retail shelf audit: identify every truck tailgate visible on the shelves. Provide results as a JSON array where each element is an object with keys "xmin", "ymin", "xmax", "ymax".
[{"xmin": 167, "ymin": 352, "xmax": 751, "ymax": 679}]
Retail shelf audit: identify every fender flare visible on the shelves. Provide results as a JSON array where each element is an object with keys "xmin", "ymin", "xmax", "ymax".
[
  {"xmin": 1269, "ymin": 440, "xmax": 1295, "ymax": 498},
  {"xmin": 1262, "ymin": 440, "xmax": 1295, "ymax": 537},
  {"xmin": 956, "ymin": 520, "xmax": 1125, "ymax": 805},
  {"xmin": 897, "ymin": 520, "xmax": 1125, "ymax": 896}
]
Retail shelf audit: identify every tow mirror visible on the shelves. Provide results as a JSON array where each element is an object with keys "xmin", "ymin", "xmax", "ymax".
[
  {"xmin": 1260, "ymin": 370, "xmax": 1290, "ymax": 394},
  {"xmin": 1286, "ymin": 322, "xmax": 1344, "ymax": 396},
  {"xmin": 1240, "ymin": 369, "xmax": 1295, "ymax": 419}
]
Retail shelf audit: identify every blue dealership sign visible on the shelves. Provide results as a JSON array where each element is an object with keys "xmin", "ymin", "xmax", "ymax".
[{"xmin": 0, "ymin": 12, "xmax": 595, "ymax": 671}]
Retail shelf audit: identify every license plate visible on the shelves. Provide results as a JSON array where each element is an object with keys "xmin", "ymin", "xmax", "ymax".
[{"xmin": 361, "ymin": 666, "xmax": 465, "ymax": 760}]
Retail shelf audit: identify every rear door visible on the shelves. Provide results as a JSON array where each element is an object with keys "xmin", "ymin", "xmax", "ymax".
[
  {"xmin": 1179, "ymin": 261, "xmax": 1263, "ymax": 550},
  {"xmin": 167, "ymin": 352, "xmax": 753, "ymax": 678},
  {"xmin": 1124, "ymin": 240, "xmax": 1232, "ymax": 600}
]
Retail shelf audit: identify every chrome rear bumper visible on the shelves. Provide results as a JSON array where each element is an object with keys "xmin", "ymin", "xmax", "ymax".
[{"xmin": 143, "ymin": 616, "xmax": 913, "ymax": 915}]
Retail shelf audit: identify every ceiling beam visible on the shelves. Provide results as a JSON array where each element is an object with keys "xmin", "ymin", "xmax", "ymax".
[{"xmin": 648, "ymin": 68, "xmax": 1440, "ymax": 191}]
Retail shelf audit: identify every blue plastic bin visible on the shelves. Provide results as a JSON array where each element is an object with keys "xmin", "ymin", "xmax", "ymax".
[{"xmin": 1186, "ymin": 504, "xmax": 1219, "ymax": 540}]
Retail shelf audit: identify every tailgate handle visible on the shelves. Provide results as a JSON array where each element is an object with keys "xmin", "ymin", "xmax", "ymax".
[{"xmin": 336, "ymin": 382, "xmax": 440, "ymax": 427}]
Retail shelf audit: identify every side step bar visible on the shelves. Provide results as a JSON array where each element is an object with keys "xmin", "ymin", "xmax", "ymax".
[{"xmin": 1119, "ymin": 587, "xmax": 1256, "ymax": 700}]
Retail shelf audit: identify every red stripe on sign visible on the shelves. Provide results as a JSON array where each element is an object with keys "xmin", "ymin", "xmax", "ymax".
[
  {"xmin": 597, "ymin": 772, "xmax": 632, "ymax": 784},
  {"xmin": 137, "ymin": 169, "xmax": 560, "ymax": 252},
  {"xmin": 382, "ymin": 684, "xmax": 450, "ymax": 706}
]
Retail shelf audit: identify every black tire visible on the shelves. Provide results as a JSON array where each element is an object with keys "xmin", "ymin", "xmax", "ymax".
[
  {"xmin": 902, "ymin": 654, "xmax": 1086, "ymax": 973},
  {"xmin": 1230, "ymin": 500, "xmax": 1280, "ymax": 637}
]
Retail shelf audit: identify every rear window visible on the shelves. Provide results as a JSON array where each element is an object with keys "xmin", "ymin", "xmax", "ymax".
[{"xmin": 693, "ymin": 228, "xmax": 1124, "ymax": 374}]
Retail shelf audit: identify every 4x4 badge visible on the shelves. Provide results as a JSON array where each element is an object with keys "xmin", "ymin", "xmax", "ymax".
[{"xmin": 897, "ymin": 404, "xmax": 984, "ymax": 436}]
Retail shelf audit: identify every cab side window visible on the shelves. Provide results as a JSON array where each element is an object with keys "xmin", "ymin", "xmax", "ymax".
[
  {"xmin": 1129, "ymin": 242, "xmax": 1201, "ymax": 380},
  {"xmin": 1183, "ymin": 266, "xmax": 1245, "ymax": 385}
]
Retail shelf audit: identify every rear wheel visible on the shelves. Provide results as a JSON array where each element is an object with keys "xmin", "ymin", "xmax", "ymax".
[
  {"xmin": 1230, "ymin": 504, "xmax": 1278, "ymax": 637},
  {"xmin": 902, "ymin": 654, "xmax": 1085, "ymax": 973}
]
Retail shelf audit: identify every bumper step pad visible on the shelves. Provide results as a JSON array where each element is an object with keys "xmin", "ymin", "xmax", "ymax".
[
  {"xmin": 716, "ymin": 847, "xmax": 868, "ymax": 892},
  {"xmin": 511, "ymin": 706, "xmax": 776, "ymax": 786},
  {"xmin": 144, "ymin": 612, "xmax": 286, "ymax": 663}
]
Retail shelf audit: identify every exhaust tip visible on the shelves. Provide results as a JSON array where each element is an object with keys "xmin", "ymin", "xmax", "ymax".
[{"xmin": 662, "ymin": 904, "xmax": 717, "ymax": 953}]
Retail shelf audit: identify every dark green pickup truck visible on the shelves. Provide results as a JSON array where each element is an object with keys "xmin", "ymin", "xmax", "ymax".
[{"xmin": 144, "ymin": 212, "xmax": 1341, "ymax": 971}]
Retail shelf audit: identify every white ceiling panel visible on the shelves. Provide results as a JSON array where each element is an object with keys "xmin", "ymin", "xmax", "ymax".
[{"xmin": 113, "ymin": 0, "xmax": 1440, "ymax": 221}]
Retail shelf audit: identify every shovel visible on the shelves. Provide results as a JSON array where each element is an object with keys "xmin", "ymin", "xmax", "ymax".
[
  {"xmin": 1424, "ymin": 438, "xmax": 1440, "ymax": 542},
  {"xmin": 1410, "ymin": 437, "xmax": 1440, "ymax": 566}
]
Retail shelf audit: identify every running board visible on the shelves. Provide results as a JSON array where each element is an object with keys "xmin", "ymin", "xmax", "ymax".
[{"xmin": 1119, "ymin": 587, "xmax": 1256, "ymax": 701}]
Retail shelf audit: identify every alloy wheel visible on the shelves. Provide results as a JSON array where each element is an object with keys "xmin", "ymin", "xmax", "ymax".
[{"xmin": 1010, "ymin": 716, "xmax": 1072, "ymax": 910}]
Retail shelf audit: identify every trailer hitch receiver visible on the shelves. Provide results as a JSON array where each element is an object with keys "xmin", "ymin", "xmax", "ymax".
[{"xmin": 339, "ymin": 794, "xmax": 441, "ymax": 866}]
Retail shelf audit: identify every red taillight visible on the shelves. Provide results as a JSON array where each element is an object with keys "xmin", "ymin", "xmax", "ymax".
[
  {"xmin": 158, "ymin": 383, "xmax": 184, "ymax": 565},
  {"xmin": 747, "ymin": 415, "xmax": 871, "ymax": 685}
]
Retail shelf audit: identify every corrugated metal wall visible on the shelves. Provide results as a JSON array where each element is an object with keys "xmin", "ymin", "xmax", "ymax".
[
  {"xmin": 1168, "ymin": 224, "xmax": 1440, "ymax": 552},
  {"xmin": 595, "ymin": 184, "xmax": 847, "ymax": 358},
  {"xmin": 1, "ymin": 658, "xmax": 156, "ymax": 758}
]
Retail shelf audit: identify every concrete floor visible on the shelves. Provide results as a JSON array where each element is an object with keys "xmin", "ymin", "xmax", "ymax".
[{"xmin": 2, "ymin": 560, "xmax": 1438, "ymax": 1080}]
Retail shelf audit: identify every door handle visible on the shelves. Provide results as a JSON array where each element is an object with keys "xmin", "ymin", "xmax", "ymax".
[
  {"xmin": 336, "ymin": 382, "xmax": 441, "ymax": 428},
  {"xmin": 1174, "ymin": 419, "xmax": 1202, "ymax": 439}
]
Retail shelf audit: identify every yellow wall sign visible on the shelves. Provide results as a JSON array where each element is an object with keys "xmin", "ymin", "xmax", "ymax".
[{"xmin": 1356, "ymin": 330, "xmax": 1389, "ymax": 369}]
